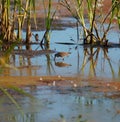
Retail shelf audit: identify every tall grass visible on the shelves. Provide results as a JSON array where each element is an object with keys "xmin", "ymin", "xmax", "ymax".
[
  {"xmin": 0, "ymin": 0, "xmax": 37, "ymax": 111},
  {"xmin": 0, "ymin": 0, "xmax": 59, "ymax": 49},
  {"xmin": 25, "ymin": 0, "xmax": 36, "ymax": 43},
  {"xmin": 0, "ymin": 0, "xmax": 13, "ymax": 41},
  {"xmin": 40, "ymin": 0, "xmax": 58, "ymax": 49},
  {"xmin": 61, "ymin": 0, "xmax": 120, "ymax": 45},
  {"xmin": 0, "ymin": 0, "xmax": 36, "ymax": 43}
]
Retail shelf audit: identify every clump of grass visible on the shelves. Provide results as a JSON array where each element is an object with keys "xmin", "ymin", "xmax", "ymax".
[
  {"xmin": 60, "ymin": 0, "xmax": 120, "ymax": 45},
  {"xmin": 40, "ymin": 0, "xmax": 59, "ymax": 49},
  {"xmin": 0, "ymin": 0, "xmax": 36, "ymax": 43}
]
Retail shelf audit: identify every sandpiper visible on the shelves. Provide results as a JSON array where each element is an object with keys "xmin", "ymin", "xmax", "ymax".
[
  {"xmin": 35, "ymin": 34, "xmax": 39, "ymax": 42},
  {"xmin": 54, "ymin": 52, "xmax": 71, "ymax": 60}
]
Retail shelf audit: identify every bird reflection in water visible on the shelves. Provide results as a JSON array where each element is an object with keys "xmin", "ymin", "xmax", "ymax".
[{"xmin": 55, "ymin": 61, "xmax": 72, "ymax": 67}]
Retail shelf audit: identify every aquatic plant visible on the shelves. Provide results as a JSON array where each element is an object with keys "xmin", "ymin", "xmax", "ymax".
[
  {"xmin": 60, "ymin": 0, "xmax": 120, "ymax": 45},
  {"xmin": 25, "ymin": 0, "xmax": 36, "ymax": 43},
  {"xmin": 40, "ymin": 0, "xmax": 59, "ymax": 49},
  {"xmin": 40, "ymin": 0, "xmax": 52, "ymax": 48},
  {"xmin": 0, "ymin": 0, "xmax": 36, "ymax": 43},
  {"xmin": 0, "ymin": 0, "xmax": 15, "ymax": 41}
]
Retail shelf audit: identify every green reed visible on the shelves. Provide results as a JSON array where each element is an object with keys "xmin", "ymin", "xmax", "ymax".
[
  {"xmin": 101, "ymin": 0, "xmax": 120, "ymax": 42},
  {"xmin": 25, "ymin": 0, "xmax": 36, "ymax": 43},
  {"xmin": 0, "ymin": 0, "xmax": 36, "ymax": 42},
  {"xmin": 61, "ymin": 0, "xmax": 120, "ymax": 45},
  {"xmin": 41, "ymin": 0, "xmax": 58, "ymax": 49},
  {"xmin": 0, "ymin": 0, "xmax": 12, "ymax": 41}
]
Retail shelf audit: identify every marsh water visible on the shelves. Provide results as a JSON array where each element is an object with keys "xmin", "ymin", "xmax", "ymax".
[
  {"xmin": 0, "ymin": 17, "xmax": 120, "ymax": 122},
  {"xmin": 2, "ymin": 25, "xmax": 120, "ymax": 79},
  {"xmin": 1, "ymin": 86, "xmax": 120, "ymax": 122}
]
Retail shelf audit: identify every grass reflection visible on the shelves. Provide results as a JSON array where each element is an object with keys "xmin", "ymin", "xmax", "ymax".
[
  {"xmin": 0, "ymin": 46, "xmax": 38, "ymax": 118},
  {"xmin": 46, "ymin": 54, "xmax": 55, "ymax": 75},
  {"xmin": 79, "ymin": 47, "xmax": 118, "ymax": 78}
]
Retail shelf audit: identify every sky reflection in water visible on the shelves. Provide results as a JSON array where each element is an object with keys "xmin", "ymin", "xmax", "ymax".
[{"xmin": 6, "ymin": 27, "xmax": 119, "ymax": 80}]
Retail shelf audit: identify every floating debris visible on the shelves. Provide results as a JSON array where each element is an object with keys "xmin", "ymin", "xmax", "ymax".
[
  {"xmin": 53, "ymin": 81, "xmax": 56, "ymax": 86},
  {"xmin": 39, "ymin": 77, "xmax": 43, "ymax": 81}
]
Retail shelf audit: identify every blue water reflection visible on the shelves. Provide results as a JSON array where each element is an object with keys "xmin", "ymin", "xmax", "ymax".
[
  {"xmin": 0, "ymin": 86, "xmax": 120, "ymax": 122},
  {"xmin": 1, "ymin": 27, "xmax": 120, "ymax": 80}
]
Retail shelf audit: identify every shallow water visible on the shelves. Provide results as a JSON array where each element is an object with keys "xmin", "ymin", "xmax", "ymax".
[
  {"xmin": 2, "ymin": 26, "xmax": 120, "ymax": 80},
  {"xmin": 0, "ymin": 86, "xmax": 120, "ymax": 122},
  {"xmin": 0, "ymin": 17, "xmax": 120, "ymax": 122}
]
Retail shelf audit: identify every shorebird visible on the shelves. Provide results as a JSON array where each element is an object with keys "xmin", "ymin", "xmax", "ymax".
[
  {"xmin": 35, "ymin": 34, "xmax": 39, "ymax": 42},
  {"xmin": 54, "ymin": 52, "xmax": 71, "ymax": 60}
]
